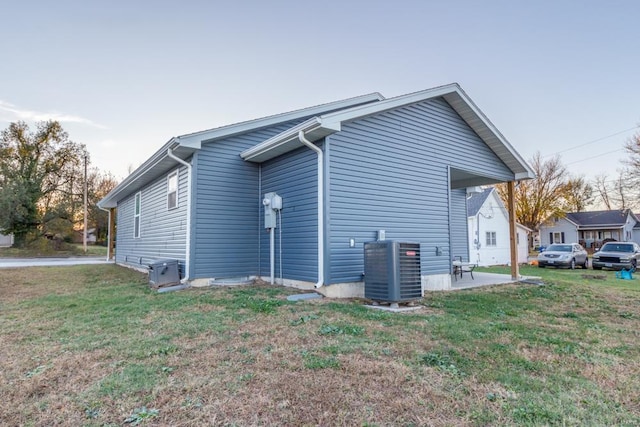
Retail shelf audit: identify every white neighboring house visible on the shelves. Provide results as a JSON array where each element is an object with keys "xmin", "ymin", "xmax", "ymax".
[
  {"xmin": 467, "ymin": 187, "xmax": 530, "ymax": 266},
  {"xmin": 0, "ymin": 233, "xmax": 14, "ymax": 248}
]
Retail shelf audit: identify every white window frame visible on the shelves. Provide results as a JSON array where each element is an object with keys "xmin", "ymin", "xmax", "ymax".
[
  {"xmin": 167, "ymin": 170, "xmax": 179, "ymax": 210},
  {"xmin": 486, "ymin": 231, "xmax": 497, "ymax": 247},
  {"xmin": 134, "ymin": 192, "xmax": 141, "ymax": 238}
]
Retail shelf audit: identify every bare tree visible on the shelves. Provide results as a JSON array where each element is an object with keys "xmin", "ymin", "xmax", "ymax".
[
  {"xmin": 594, "ymin": 174, "xmax": 613, "ymax": 210},
  {"xmin": 593, "ymin": 170, "xmax": 638, "ymax": 211},
  {"xmin": 496, "ymin": 152, "xmax": 578, "ymax": 231}
]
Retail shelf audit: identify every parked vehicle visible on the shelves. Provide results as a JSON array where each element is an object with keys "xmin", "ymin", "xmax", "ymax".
[
  {"xmin": 537, "ymin": 243, "xmax": 588, "ymax": 269},
  {"xmin": 591, "ymin": 242, "xmax": 640, "ymax": 271}
]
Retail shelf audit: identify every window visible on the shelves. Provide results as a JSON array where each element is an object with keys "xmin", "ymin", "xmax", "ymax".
[
  {"xmin": 134, "ymin": 192, "xmax": 141, "ymax": 238},
  {"xmin": 486, "ymin": 231, "xmax": 496, "ymax": 246},
  {"xmin": 552, "ymin": 232, "xmax": 564, "ymax": 243},
  {"xmin": 167, "ymin": 170, "xmax": 178, "ymax": 209}
]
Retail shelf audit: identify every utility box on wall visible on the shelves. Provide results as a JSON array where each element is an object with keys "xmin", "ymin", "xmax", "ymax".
[
  {"xmin": 364, "ymin": 241, "xmax": 422, "ymax": 303},
  {"xmin": 148, "ymin": 259, "xmax": 181, "ymax": 288}
]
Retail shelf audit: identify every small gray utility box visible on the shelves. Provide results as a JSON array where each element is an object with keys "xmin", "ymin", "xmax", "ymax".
[{"xmin": 148, "ymin": 260, "xmax": 180, "ymax": 288}]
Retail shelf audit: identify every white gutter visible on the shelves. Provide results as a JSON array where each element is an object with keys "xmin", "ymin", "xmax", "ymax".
[
  {"xmin": 98, "ymin": 206, "xmax": 112, "ymax": 261},
  {"xmin": 167, "ymin": 148, "xmax": 192, "ymax": 282},
  {"xmin": 298, "ymin": 130, "xmax": 324, "ymax": 289}
]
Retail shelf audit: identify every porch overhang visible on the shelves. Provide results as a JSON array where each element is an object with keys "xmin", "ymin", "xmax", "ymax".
[{"xmin": 240, "ymin": 118, "xmax": 341, "ymax": 163}]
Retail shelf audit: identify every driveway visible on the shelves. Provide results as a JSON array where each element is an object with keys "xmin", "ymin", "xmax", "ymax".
[{"xmin": 0, "ymin": 257, "xmax": 113, "ymax": 268}]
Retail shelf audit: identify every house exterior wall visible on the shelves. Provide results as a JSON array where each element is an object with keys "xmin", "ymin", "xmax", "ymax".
[
  {"xmin": 324, "ymin": 97, "xmax": 515, "ymax": 283},
  {"xmin": 467, "ymin": 191, "xmax": 511, "ymax": 266},
  {"xmin": 539, "ymin": 218, "xmax": 578, "ymax": 247},
  {"xmin": 115, "ymin": 164, "xmax": 189, "ymax": 272},
  {"xmin": 623, "ymin": 213, "xmax": 636, "ymax": 241},
  {"xmin": 450, "ymin": 188, "xmax": 469, "ymax": 262},
  {"xmin": 192, "ymin": 119, "xmax": 308, "ymax": 280},
  {"xmin": 516, "ymin": 225, "xmax": 530, "ymax": 264},
  {"xmin": 259, "ymin": 145, "xmax": 318, "ymax": 282}
]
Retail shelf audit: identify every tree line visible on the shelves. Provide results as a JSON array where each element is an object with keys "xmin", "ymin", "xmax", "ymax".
[
  {"xmin": 497, "ymin": 129, "xmax": 640, "ymax": 232},
  {"xmin": 0, "ymin": 121, "xmax": 117, "ymax": 248},
  {"xmin": 2, "ymin": 120, "xmax": 638, "ymax": 250}
]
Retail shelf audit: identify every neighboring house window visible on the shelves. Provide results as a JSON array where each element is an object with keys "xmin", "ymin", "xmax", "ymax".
[
  {"xmin": 517, "ymin": 232, "xmax": 520, "ymax": 245},
  {"xmin": 167, "ymin": 170, "xmax": 178, "ymax": 210},
  {"xmin": 486, "ymin": 231, "xmax": 497, "ymax": 246},
  {"xmin": 552, "ymin": 232, "xmax": 565, "ymax": 243},
  {"xmin": 134, "ymin": 192, "xmax": 141, "ymax": 238}
]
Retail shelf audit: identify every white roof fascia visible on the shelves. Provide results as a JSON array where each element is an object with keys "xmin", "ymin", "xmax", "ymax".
[
  {"xmin": 98, "ymin": 93, "xmax": 384, "ymax": 208},
  {"xmin": 240, "ymin": 118, "xmax": 342, "ymax": 162},
  {"xmin": 318, "ymin": 83, "xmax": 535, "ymax": 181},
  {"xmin": 443, "ymin": 88, "xmax": 535, "ymax": 180},
  {"xmin": 563, "ymin": 217, "xmax": 581, "ymax": 228},
  {"xmin": 177, "ymin": 92, "xmax": 383, "ymax": 148},
  {"xmin": 319, "ymin": 84, "xmax": 460, "ymax": 128},
  {"xmin": 98, "ymin": 138, "xmax": 180, "ymax": 209},
  {"xmin": 517, "ymin": 223, "xmax": 533, "ymax": 232}
]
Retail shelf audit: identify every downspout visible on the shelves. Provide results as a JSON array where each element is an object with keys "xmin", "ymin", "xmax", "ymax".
[
  {"xmin": 298, "ymin": 130, "xmax": 324, "ymax": 288},
  {"xmin": 98, "ymin": 206, "xmax": 112, "ymax": 261},
  {"xmin": 167, "ymin": 148, "xmax": 192, "ymax": 282}
]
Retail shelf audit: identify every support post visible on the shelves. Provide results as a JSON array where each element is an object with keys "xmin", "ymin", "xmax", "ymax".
[
  {"xmin": 507, "ymin": 181, "xmax": 519, "ymax": 280},
  {"xmin": 83, "ymin": 153, "xmax": 88, "ymax": 253}
]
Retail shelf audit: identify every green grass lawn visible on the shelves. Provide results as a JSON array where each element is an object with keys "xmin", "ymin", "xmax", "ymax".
[
  {"xmin": 1, "ymin": 264, "xmax": 639, "ymax": 426},
  {"xmin": 0, "ymin": 243, "xmax": 107, "ymax": 258}
]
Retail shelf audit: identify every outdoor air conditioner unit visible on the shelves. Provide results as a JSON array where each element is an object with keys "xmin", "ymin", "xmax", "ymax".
[{"xmin": 364, "ymin": 241, "xmax": 422, "ymax": 304}]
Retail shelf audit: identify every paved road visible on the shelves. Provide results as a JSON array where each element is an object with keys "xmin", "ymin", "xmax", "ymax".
[{"xmin": 0, "ymin": 257, "xmax": 113, "ymax": 268}]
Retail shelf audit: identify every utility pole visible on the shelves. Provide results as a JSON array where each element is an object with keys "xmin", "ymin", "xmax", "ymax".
[{"xmin": 83, "ymin": 152, "xmax": 88, "ymax": 253}]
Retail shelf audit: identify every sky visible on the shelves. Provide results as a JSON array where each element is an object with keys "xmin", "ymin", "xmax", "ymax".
[{"xmin": 1, "ymin": 0, "xmax": 639, "ymax": 185}]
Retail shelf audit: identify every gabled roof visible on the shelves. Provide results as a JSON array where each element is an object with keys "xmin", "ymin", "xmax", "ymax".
[
  {"xmin": 98, "ymin": 92, "xmax": 384, "ymax": 208},
  {"xmin": 565, "ymin": 209, "xmax": 636, "ymax": 228},
  {"xmin": 99, "ymin": 83, "xmax": 535, "ymax": 209},
  {"xmin": 240, "ymin": 83, "xmax": 535, "ymax": 182},
  {"xmin": 467, "ymin": 188, "xmax": 494, "ymax": 217}
]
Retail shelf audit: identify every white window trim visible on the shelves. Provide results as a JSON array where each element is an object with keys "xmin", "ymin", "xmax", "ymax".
[
  {"xmin": 486, "ymin": 231, "xmax": 497, "ymax": 247},
  {"xmin": 167, "ymin": 169, "xmax": 179, "ymax": 210},
  {"xmin": 134, "ymin": 192, "xmax": 141, "ymax": 238}
]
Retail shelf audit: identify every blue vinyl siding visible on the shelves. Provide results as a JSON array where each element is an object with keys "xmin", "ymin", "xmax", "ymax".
[
  {"xmin": 259, "ymin": 146, "xmax": 318, "ymax": 282},
  {"xmin": 192, "ymin": 120, "xmax": 308, "ymax": 279},
  {"xmin": 450, "ymin": 188, "xmax": 469, "ymax": 262},
  {"xmin": 326, "ymin": 97, "xmax": 514, "ymax": 283},
  {"xmin": 115, "ymin": 165, "xmax": 189, "ymax": 273}
]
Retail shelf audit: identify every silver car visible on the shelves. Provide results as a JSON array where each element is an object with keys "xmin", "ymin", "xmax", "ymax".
[
  {"xmin": 592, "ymin": 242, "xmax": 640, "ymax": 270},
  {"xmin": 538, "ymin": 243, "xmax": 588, "ymax": 269}
]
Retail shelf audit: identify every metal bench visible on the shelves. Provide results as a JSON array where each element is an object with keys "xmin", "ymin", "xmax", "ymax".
[{"xmin": 452, "ymin": 256, "xmax": 477, "ymax": 280}]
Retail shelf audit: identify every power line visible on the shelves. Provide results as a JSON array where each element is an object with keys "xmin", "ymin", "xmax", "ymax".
[
  {"xmin": 565, "ymin": 148, "xmax": 626, "ymax": 166},
  {"xmin": 542, "ymin": 126, "xmax": 638, "ymax": 158}
]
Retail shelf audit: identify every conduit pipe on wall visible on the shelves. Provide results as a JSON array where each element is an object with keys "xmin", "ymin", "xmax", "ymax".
[
  {"xmin": 167, "ymin": 148, "xmax": 192, "ymax": 282},
  {"xmin": 298, "ymin": 130, "xmax": 324, "ymax": 288}
]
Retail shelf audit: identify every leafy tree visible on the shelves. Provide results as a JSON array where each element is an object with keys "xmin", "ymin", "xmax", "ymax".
[
  {"xmin": 0, "ymin": 121, "xmax": 85, "ymax": 247},
  {"xmin": 562, "ymin": 176, "xmax": 594, "ymax": 212},
  {"xmin": 496, "ymin": 152, "xmax": 591, "ymax": 231}
]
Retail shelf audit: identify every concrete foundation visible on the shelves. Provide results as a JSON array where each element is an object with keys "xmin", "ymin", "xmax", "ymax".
[
  {"xmin": 422, "ymin": 273, "xmax": 451, "ymax": 292},
  {"xmin": 316, "ymin": 281, "xmax": 364, "ymax": 299}
]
